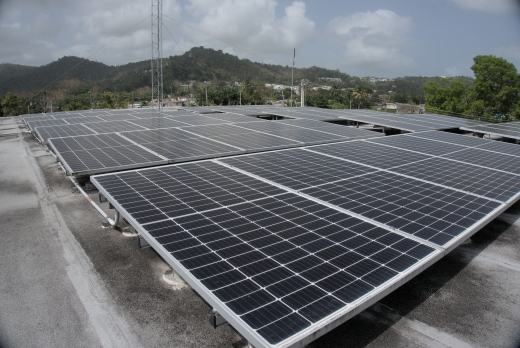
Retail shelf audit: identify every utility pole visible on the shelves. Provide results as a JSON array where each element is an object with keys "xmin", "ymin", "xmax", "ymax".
[
  {"xmin": 300, "ymin": 79, "xmax": 308, "ymax": 107},
  {"xmin": 151, "ymin": 0, "xmax": 163, "ymax": 111},
  {"xmin": 290, "ymin": 48, "xmax": 295, "ymax": 107}
]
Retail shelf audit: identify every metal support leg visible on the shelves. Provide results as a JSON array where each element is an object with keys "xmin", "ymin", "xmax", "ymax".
[
  {"xmin": 138, "ymin": 234, "xmax": 150, "ymax": 249},
  {"xmin": 209, "ymin": 310, "xmax": 228, "ymax": 329}
]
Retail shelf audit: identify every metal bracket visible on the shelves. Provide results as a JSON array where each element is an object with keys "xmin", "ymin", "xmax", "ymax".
[
  {"xmin": 99, "ymin": 193, "xmax": 107, "ymax": 203},
  {"xmin": 138, "ymin": 234, "xmax": 150, "ymax": 249},
  {"xmin": 209, "ymin": 311, "xmax": 228, "ymax": 329},
  {"xmin": 108, "ymin": 202, "xmax": 114, "ymax": 210}
]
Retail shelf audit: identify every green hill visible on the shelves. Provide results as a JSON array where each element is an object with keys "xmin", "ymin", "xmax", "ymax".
[{"xmin": 0, "ymin": 46, "xmax": 473, "ymax": 98}]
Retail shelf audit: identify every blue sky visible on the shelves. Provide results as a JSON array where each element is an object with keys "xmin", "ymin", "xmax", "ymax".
[{"xmin": 1, "ymin": 0, "xmax": 519, "ymax": 78}]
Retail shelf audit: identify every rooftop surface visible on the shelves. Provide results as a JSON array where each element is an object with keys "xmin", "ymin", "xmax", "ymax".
[{"xmin": 1, "ymin": 115, "xmax": 519, "ymax": 348}]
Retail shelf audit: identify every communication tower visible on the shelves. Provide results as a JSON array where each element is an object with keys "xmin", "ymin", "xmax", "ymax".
[{"xmin": 151, "ymin": 0, "xmax": 163, "ymax": 110}]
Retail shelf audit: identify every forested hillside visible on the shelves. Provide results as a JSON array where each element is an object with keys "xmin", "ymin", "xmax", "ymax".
[
  {"xmin": 1, "ymin": 46, "xmax": 487, "ymax": 116},
  {"xmin": 0, "ymin": 46, "xmax": 472, "ymax": 96}
]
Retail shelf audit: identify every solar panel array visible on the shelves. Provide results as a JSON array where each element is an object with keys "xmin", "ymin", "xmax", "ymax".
[
  {"xmin": 461, "ymin": 122, "xmax": 520, "ymax": 140},
  {"xmin": 91, "ymin": 130, "xmax": 520, "ymax": 348},
  {"xmin": 23, "ymin": 108, "xmax": 383, "ymax": 175},
  {"xmin": 192, "ymin": 106, "xmax": 484, "ymax": 131}
]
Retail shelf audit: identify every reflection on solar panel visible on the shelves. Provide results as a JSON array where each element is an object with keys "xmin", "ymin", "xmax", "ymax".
[
  {"xmin": 92, "ymin": 161, "xmax": 441, "ymax": 348},
  {"xmin": 48, "ymin": 134, "xmax": 167, "ymax": 175}
]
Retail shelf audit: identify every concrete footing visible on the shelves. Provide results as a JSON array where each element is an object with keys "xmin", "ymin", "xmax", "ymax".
[
  {"xmin": 163, "ymin": 269, "xmax": 188, "ymax": 290},
  {"xmin": 122, "ymin": 225, "xmax": 138, "ymax": 237}
]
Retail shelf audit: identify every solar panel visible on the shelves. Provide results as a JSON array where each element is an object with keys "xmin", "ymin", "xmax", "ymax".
[
  {"xmin": 204, "ymin": 112, "xmax": 266, "ymax": 123},
  {"xmin": 96, "ymin": 113, "xmax": 142, "ymax": 122},
  {"xmin": 126, "ymin": 117, "xmax": 188, "ymax": 129},
  {"xmin": 168, "ymin": 115, "xmax": 231, "ymax": 126},
  {"xmin": 302, "ymin": 171, "xmax": 501, "ymax": 245},
  {"xmin": 119, "ymin": 128, "xmax": 244, "ymax": 162},
  {"xmin": 35, "ymin": 124, "xmax": 96, "ymax": 144},
  {"xmin": 409, "ymin": 131, "xmax": 520, "ymax": 156},
  {"xmin": 461, "ymin": 122, "xmax": 520, "ymax": 140},
  {"xmin": 390, "ymin": 157, "xmax": 520, "ymax": 202},
  {"xmin": 82, "ymin": 120, "xmax": 148, "ymax": 133},
  {"xmin": 48, "ymin": 134, "xmax": 167, "ymax": 175},
  {"xmin": 308, "ymin": 140, "xmax": 431, "ymax": 169},
  {"xmin": 181, "ymin": 124, "xmax": 303, "ymax": 152},
  {"xmin": 27, "ymin": 119, "xmax": 69, "ymax": 131},
  {"xmin": 366, "ymin": 133, "xmax": 469, "ymax": 156},
  {"xmin": 408, "ymin": 130, "xmax": 491, "ymax": 147},
  {"xmin": 220, "ymin": 148, "xmax": 375, "ymax": 190},
  {"xmin": 91, "ymin": 161, "xmax": 441, "ymax": 348},
  {"xmin": 235, "ymin": 122, "xmax": 353, "ymax": 145}
]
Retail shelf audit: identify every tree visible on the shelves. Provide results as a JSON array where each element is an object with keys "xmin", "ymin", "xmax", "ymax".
[
  {"xmin": 1, "ymin": 92, "xmax": 23, "ymax": 116},
  {"xmin": 471, "ymin": 55, "xmax": 520, "ymax": 118},
  {"xmin": 424, "ymin": 79, "xmax": 472, "ymax": 116}
]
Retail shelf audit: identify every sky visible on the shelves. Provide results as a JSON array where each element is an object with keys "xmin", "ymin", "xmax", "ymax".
[{"xmin": 0, "ymin": 0, "xmax": 519, "ymax": 78}]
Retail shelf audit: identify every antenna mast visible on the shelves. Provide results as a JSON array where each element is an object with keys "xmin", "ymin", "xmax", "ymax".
[{"xmin": 151, "ymin": 0, "xmax": 163, "ymax": 111}]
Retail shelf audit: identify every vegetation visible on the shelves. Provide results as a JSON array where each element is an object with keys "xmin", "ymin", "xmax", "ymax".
[
  {"xmin": 424, "ymin": 55, "xmax": 520, "ymax": 121},
  {"xmin": 1, "ymin": 48, "xmax": 517, "ymax": 119}
]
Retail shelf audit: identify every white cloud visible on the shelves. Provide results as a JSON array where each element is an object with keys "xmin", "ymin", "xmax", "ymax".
[
  {"xmin": 328, "ymin": 9, "xmax": 414, "ymax": 74},
  {"xmin": 447, "ymin": 0, "xmax": 519, "ymax": 14},
  {"xmin": 183, "ymin": 0, "xmax": 316, "ymax": 59}
]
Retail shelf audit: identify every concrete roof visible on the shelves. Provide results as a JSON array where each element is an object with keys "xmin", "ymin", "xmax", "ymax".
[{"xmin": 1, "ymin": 115, "xmax": 519, "ymax": 348}]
